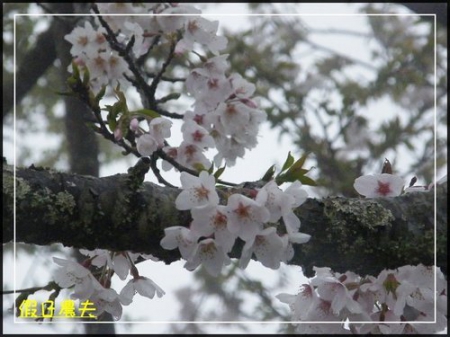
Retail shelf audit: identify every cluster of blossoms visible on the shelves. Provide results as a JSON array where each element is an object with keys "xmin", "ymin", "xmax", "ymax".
[
  {"xmin": 65, "ymin": 3, "xmax": 266, "ymax": 168},
  {"xmin": 64, "ymin": 19, "xmax": 130, "ymax": 91},
  {"xmin": 59, "ymin": 3, "xmax": 447, "ymax": 330},
  {"xmin": 65, "ymin": 3, "xmax": 226, "ymax": 91},
  {"xmin": 276, "ymin": 264, "xmax": 447, "ymax": 334},
  {"xmin": 161, "ymin": 54, "xmax": 266, "ymax": 170},
  {"xmin": 52, "ymin": 250, "xmax": 164, "ymax": 320},
  {"xmin": 160, "ymin": 171, "xmax": 311, "ymax": 276}
]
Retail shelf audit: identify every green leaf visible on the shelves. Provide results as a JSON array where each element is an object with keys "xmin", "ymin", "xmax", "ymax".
[
  {"xmin": 95, "ymin": 85, "xmax": 107, "ymax": 103},
  {"xmin": 70, "ymin": 60, "xmax": 80, "ymax": 80},
  {"xmin": 297, "ymin": 175, "xmax": 317, "ymax": 186},
  {"xmin": 117, "ymin": 115, "xmax": 131, "ymax": 139},
  {"xmin": 55, "ymin": 91, "xmax": 75, "ymax": 97},
  {"xmin": 208, "ymin": 163, "xmax": 214, "ymax": 175},
  {"xmin": 281, "ymin": 151, "xmax": 294, "ymax": 172},
  {"xmin": 131, "ymin": 109, "xmax": 161, "ymax": 119},
  {"xmin": 287, "ymin": 152, "xmax": 309, "ymax": 174},
  {"xmin": 261, "ymin": 164, "xmax": 276, "ymax": 182},
  {"xmin": 66, "ymin": 76, "xmax": 78, "ymax": 88},
  {"xmin": 214, "ymin": 165, "xmax": 226, "ymax": 180},
  {"xmin": 275, "ymin": 153, "xmax": 315, "ymax": 185},
  {"xmin": 158, "ymin": 92, "xmax": 181, "ymax": 104},
  {"xmin": 192, "ymin": 163, "xmax": 206, "ymax": 172},
  {"xmin": 82, "ymin": 67, "xmax": 90, "ymax": 86}
]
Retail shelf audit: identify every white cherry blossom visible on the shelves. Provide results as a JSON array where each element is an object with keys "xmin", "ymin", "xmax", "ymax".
[
  {"xmin": 176, "ymin": 141, "xmax": 212, "ymax": 170},
  {"xmin": 190, "ymin": 204, "xmax": 237, "ymax": 253},
  {"xmin": 353, "ymin": 173, "xmax": 404, "ymax": 197},
  {"xmin": 213, "ymin": 135, "xmax": 246, "ymax": 167},
  {"xmin": 225, "ymin": 193, "xmax": 270, "ymax": 242},
  {"xmin": 52, "ymin": 257, "xmax": 103, "ymax": 300},
  {"xmin": 277, "ymin": 284, "xmax": 317, "ymax": 320},
  {"xmin": 239, "ymin": 227, "xmax": 285, "ymax": 269},
  {"xmin": 89, "ymin": 287, "xmax": 124, "ymax": 320},
  {"xmin": 148, "ymin": 117, "xmax": 172, "ymax": 145},
  {"xmin": 64, "ymin": 21, "xmax": 107, "ymax": 57},
  {"xmin": 78, "ymin": 249, "xmax": 130, "ymax": 280},
  {"xmin": 160, "ymin": 226, "xmax": 199, "ymax": 261},
  {"xmin": 183, "ymin": 238, "xmax": 231, "ymax": 277},
  {"xmin": 182, "ymin": 120, "xmax": 215, "ymax": 149},
  {"xmin": 175, "ymin": 171, "xmax": 219, "ymax": 210},
  {"xmin": 120, "ymin": 276, "xmax": 165, "ymax": 305},
  {"xmin": 181, "ymin": 16, "xmax": 227, "ymax": 55},
  {"xmin": 136, "ymin": 133, "xmax": 159, "ymax": 157}
]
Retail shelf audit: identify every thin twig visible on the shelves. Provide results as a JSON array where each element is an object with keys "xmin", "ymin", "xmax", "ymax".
[
  {"xmin": 156, "ymin": 149, "xmax": 238, "ymax": 187},
  {"xmin": 147, "ymin": 31, "xmax": 182, "ymax": 102},
  {"xmin": 150, "ymin": 153, "xmax": 177, "ymax": 188}
]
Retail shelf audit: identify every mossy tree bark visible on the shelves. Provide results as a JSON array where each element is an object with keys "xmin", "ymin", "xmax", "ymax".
[{"xmin": 3, "ymin": 162, "xmax": 447, "ymax": 278}]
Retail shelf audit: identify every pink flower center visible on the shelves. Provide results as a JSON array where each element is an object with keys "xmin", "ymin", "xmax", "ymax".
[
  {"xmin": 234, "ymin": 202, "xmax": 251, "ymax": 219},
  {"xmin": 77, "ymin": 35, "xmax": 88, "ymax": 46},
  {"xmin": 226, "ymin": 104, "xmax": 237, "ymax": 115},
  {"xmin": 195, "ymin": 185, "xmax": 210, "ymax": 201},
  {"xmin": 207, "ymin": 78, "xmax": 219, "ymax": 90},
  {"xmin": 192, "ymin": 130, "xmax": 204, "ymax": 142},
  {"xmin": 213, "ymin": 211, "xmax": 227, "ymax": 229},
  {"xmin": 184, "ymin": 144, "xmax": 197, "ymax": 158},
  {"xmin": 254, "ymin": 235, "xmax": 265, "ymax": 246},
  {"xmin": 193, "ymin": 114, "xmax": 204, "ymax": 125},
  {"xmin": 376, "ymin": 181, "xmax": 391, "ymax": 196},
  {"xmin": 187, "ymin": 20, "xmax": 199, "ymax": 34},
  {"xmin": 95, "ymin": 32, "xmax": 106, "ymax": 44},
  {"xmin": 166, "ymin": 147, "xmax": 177, "ymax": 158}
]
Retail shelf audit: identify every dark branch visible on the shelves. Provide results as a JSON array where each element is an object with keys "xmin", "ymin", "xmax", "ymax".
[
  {"xmin": 3, "ymin": 23, "xmax": 57, "ymax": 119},
  {"xmin": 3, "ymin": 164, "xmax": 447, "ymax": 278}
]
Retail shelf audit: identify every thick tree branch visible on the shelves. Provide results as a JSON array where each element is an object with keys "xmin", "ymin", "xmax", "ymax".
[{"xmin": 3, "ymin": 163, "xmax": 447, "ymax": 277}]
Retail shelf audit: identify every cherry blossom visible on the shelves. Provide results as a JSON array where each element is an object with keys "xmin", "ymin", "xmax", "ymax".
[
  {"xmin": 136, "ymin": 133, "xmax": 159, "ymax": 157},
  {"xmin": 120, "ymin": 276, "xmax": 165, "ymax": 305},
  {"xmin": 212, "ymin": 135, "xmax": 246, "ymax": 167},
  {"xmin": 78, "ymin": 249, "xmax": 130, "ymax": 280},
  {"xmin": 64, "ymin": 21, "xmax": 107, "ymax": 58},
  {"xmin": 239, "ymin": 227, "xmax": 285, "ymax": 269},
  {"xmin": 183, "ymin": 238, "xmax": 231, "ymax": 277},
  {"xmin": 277, "ymin": 264, "xmax": 447, "ymax": 334},
  {"xmin": 148, "ymin": 117, "xmax": 172, "ymax": 145},
  {"xmin": 160, "ymin": 226, "xmax": 199, "ymax": 261},
  {"xmin": 181, "ymin": 16, "xmax": 228, "ymax": 55},
  {"xmin": 52, "ymin": 257, "xmax": 103, "ymax": 300},
  {"xmin": 181, "ymin": 120, "xmax": 215, "ymax": 149},
  {"xmin": 176, "ymin": 141, "xmax": 212, "ymax": 170},
  {"xmin": 190, "ymin": 204, "xmax": 237, "ymax": 253},
  {"xmin": 260, "ymin": 180, "xmax": 307, "ymax": 233},
  {"xmin": 353, "ymin": 173, "xmax": 404, "ymax": 197},
  {"xmin": 175, "ymin": 171, "xmax": 219, "ymax": 210},
  {"xmin": 89, "ymin": 287, "xmax": 124, "ymax": 321},
  {"xmin": 225, "ymin": 193, "xmax": 270, "ymax": 242}
]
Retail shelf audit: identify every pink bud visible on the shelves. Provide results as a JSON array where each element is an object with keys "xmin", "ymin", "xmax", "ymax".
[
  {"xmin": 240, "ymin": 98, "xmax": 258, "ymax": 109},
  {"xmin": 73, "ymin": 56, "xmax": 86, "ymax": 67},
  {"xmin": 130, "ymin": 118, "xmax": 139, "ymax": 132},
  {"xmin": 114, "ymin": 128, "xmax": 123, "ymax": 141}
]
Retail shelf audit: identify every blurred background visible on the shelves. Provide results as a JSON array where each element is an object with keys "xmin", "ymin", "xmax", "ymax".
[{"xmin": 3, "ymin": 2, "xmax": 447, "ymax": 334}]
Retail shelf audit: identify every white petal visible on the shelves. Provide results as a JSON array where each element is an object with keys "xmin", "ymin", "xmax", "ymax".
[{"xmin": 119, "ymin": 281, "xmax": 135, "ymax": 305}]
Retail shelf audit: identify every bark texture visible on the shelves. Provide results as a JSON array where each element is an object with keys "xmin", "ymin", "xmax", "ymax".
[{"xmin": 3, "ymin": 163, "xmax": 447, "ymax": 278}]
